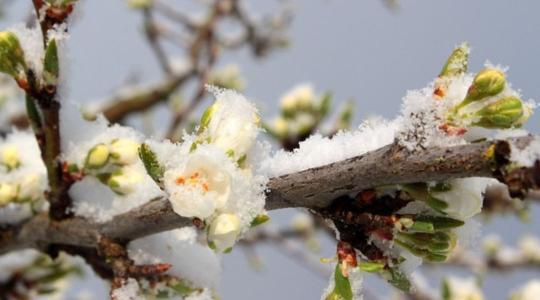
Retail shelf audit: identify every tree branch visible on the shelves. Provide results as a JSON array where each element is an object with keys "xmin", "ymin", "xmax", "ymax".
[{"xmin": 0, "ymin": 136, "xmax": 538, "ymax": 256}]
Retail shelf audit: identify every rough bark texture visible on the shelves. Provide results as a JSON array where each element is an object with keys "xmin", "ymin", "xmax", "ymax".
[{"xmin": 0, "ymin": 135, "xmax": 537, "ymax": 256}]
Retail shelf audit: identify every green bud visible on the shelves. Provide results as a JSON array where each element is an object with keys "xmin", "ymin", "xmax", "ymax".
[
  {"xmin": 0, "ymin": 31, "xmax": 27, "ymax": 83},
  {"xmin": 358, "ymin": 261, "xmax": 385, "ymax": 273},
  {"xmin": 415, "ymin": 216, "xmax": 464, "ymax": 230},
  {"xmin": 250, "ymin": 214, "xmax": 270, "ymax": 227},
  {"xmin": 439, "ymin": 42, "xmax": 469, "ymax": 77},
  {"xmin": 473, "ymin": 96, "xmax": 524, "ymax": 129},
  {"xmin": 458, "ymin": 68, "xmax": 506, "ymax": 109},
  {"xmin": 198, "ymin": 102, "xmax": 217, "ymax": 134},
  {"xmin": 43, "ymin": 39, "xmax": 59, "ymax": 86},
  {"xmin": 84, "ymin": 144, "xmax": 109, "ymax": 169}
]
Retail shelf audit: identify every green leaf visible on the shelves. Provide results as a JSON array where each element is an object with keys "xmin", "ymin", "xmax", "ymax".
[
  {"xmin": 358, "ymin": 261, "xmax": 384, "ymax": 273},
  {"xmin": 25, "ymin": 95, "xmax": 42, "ymax": 131},
  {"xmin": 439, "ymin": 42, "xmax": 469, "ymax": 77},
  {"xmin": 441, "ymin": 279, "xmax": 451, "ymax": 300},
  {"xmin": 415, "ymin": 216, "xmax": 464, "ymax": 230},
  {"xmin": 318, "ymin": 92, "xmax": 332, "ymax": 117},
  {"xmin": 408, "ymin": 220, "xmax": 435, "ymax": 233},
  {"xmin": 426, "ymin": 195, "xmax": 449, "ymax": 213},
  {"xmin": 250, "ymin": 214, "xmax": 270, "ymax": 227},
  {"xmin": 387, "ymin": 267, "xmax": 411, "ymax": 292},
  {"xmin": 330, "ymin": 263, "xmax": 353, "ymax": 300},
  {"xmin": 169, "ymin": 281, "xmax": 194, "ymax": 296},
  {"xmin": 138, "ymin": 143, "xmax": 164, "ymax": 183},
  {"xmin": 43, "ymin": 39, "xmax": 59, "ymax": 85}
]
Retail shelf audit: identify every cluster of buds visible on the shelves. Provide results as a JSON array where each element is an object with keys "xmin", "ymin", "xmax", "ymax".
[
  {"xmin": 0, "ymin": 31, "xmax": 29, "ymax": 90},
  {"xmin": 448, "ymin": 68, "xmax": 531, "ymax": 129},
  {"xmin": 0, "ymin": 30, "xmax": 61, "ymax": 94},
  {"xmin": 83, "ymin": 139, "xmax": 142, "ymax": 195},
  {"xmin": 266, "ymin": 84, "xmax": 331, "ymax": 140}
]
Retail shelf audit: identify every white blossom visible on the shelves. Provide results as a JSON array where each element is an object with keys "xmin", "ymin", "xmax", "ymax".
[
  {"xmin": 430, "ymin": 177, "xmax": 495, "ymax": 220},
  {"xmin": 164, "ymin": 152, "xmax": 232, "ymax": 219},
  {"xmin": 202, "ymin": 88, "xmax": 260, "ymax": 161}
]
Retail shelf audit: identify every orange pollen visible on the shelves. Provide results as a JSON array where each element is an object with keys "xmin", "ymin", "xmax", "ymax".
[
  {"xmin": 202, "ymin": 182, "xmax": 209, "ymax": 192},
  {"xmin": 190, "ymin": 172, "xmax": 199, "ymax": 180},
  {"xmin": 175, "ymin": 177, "xmax": 185, "ymax": 185}
]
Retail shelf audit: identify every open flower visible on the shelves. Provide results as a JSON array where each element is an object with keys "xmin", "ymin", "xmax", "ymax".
[
  {"xmin": 200, "ymin": 90, "xmax": 260, "ymax": 161},
  {"xmin": 429, "ymin": 177, "xmax": 494, "ymax": 220},
  {"xmin": 208, "ymin": 212, "xmax": 241, "ymax": 252},
  {"xmin": 164, "ymin": 153, "xmax": 231, "ymax": 219},
  {"xmin": 110, "ymin": 139, "xmax": 140, "ymax": 165}
]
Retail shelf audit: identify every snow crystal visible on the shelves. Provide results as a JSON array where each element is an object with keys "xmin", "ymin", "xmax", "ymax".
[
  {"xmin": 128, "ymin": 228, "xmax": 221, "ymax": 289},
  {"xmin": 510, "ymin": 136, "xmax": 540, "ymax": 167}
]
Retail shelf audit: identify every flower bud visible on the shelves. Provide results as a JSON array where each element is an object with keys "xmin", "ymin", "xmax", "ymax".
[
  {"xmin": 107, "ymin": 166, "xmax": 143, "ymax": 195},
  {"xmin": 43, "ymin": 39, "xmax": 59, "ymax": 86},
  {"xmin": 110, "ymin": 139, "xmax": 140, "ymax": 165},
  {"xmin": 439, "ymin": 42, "xmax": 469, "ymax": 77},
  {"xmin": 0, "ymin": 183, "xmax": 17, "ymax": 206},
  {"xmin": 459, "ymin": 68, "xmax": 506, "ymax": 108},
  {"xmin": 0, "ymin": 31, "xmax": 27, "ymax": 85},
  {"xmin": 473, "ymin": 96, "xmax": 524, "ymax": 129},
  {"xmin": 1, "ymin": 146, "xmax": 20, "ymax": 171},
  {"xmin": 280, "ymin": 84, "xmax": 315, "ymax": 117},
  {"xmin": 84, "ymin": 144, "xmax": 109, "ymax": 169},
  {"xmin": 208, "ymin": 213, "xmax": 241, "ymax": 253},
  {"xmin": 17, "ymin": 173, "xmax": 43, "ymax": 202}
]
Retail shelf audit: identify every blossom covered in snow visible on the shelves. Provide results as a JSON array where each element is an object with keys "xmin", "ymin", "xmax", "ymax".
[{"xmin": 198, "ymin": 87, "xmax": 260, "ymax": 162}]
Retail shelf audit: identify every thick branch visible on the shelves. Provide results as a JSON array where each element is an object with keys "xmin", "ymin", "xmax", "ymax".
[{"xmin": 0, "ymin": 135, "xmax": 537, "ymax": 255}]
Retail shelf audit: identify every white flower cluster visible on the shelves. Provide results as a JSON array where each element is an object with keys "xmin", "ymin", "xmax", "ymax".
[
  {"xmin": 510, "ymin": 280, "xmax": 540, "ymax": 300},
  {"xmin": 149, "ymin": 88, "xmax": 267, "ymax": 253},
  {"xmin": 0, "ymin": 131, "xmax": 47, "ymax": 224}
]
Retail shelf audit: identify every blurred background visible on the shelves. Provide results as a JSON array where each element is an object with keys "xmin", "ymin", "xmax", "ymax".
[{"xmin": 1, "ymin": 0, "xmax": 539, "ymax": 299}]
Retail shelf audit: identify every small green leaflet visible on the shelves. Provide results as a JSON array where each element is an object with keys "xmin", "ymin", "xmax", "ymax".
[
  {"xmin": 139, "ymin": 143, "xmax": 164, "ymax": 183},
  {"xmin": 325, "ymin": 263, "xmax": 353, "ymax": 300}
]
